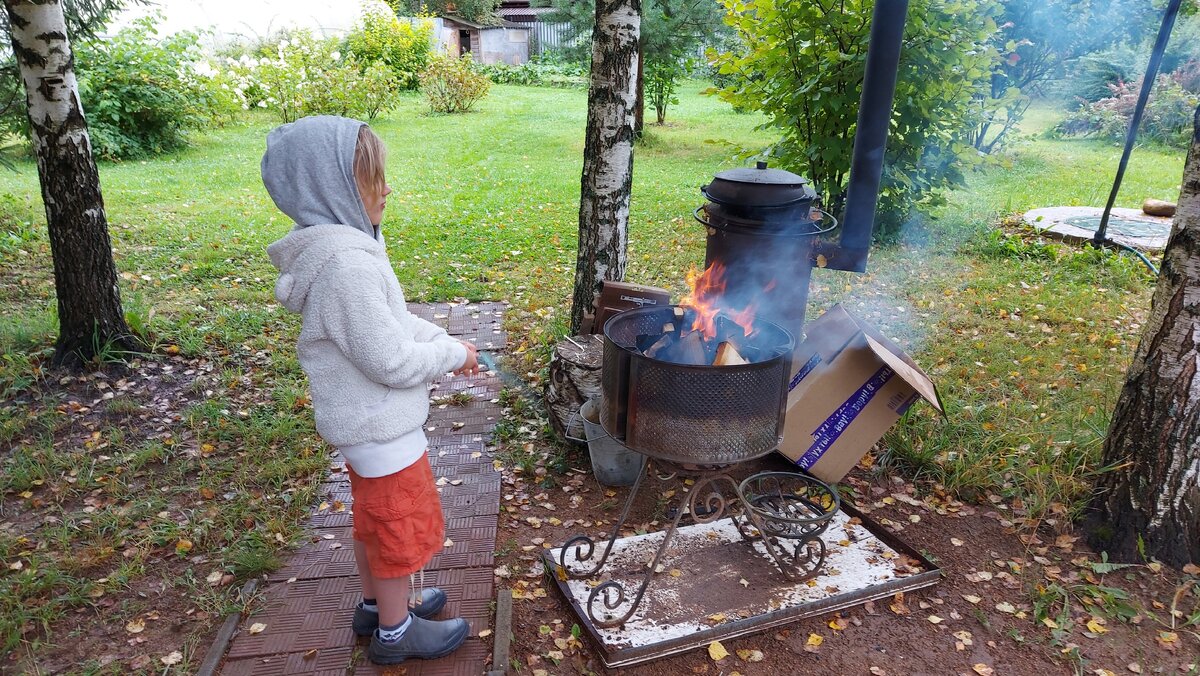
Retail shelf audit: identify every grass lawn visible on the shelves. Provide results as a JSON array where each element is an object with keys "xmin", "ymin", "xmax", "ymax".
[{"xmin": 0, "ymin": 83, "xmax": 1190, "ymax": 671}]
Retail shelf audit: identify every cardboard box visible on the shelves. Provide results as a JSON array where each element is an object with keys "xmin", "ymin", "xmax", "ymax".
[
  {"xmin": 778, "ymin": 304, "xmax": 944, "ymax": 484},
  {"xmin": 583, "ymin": 280, "xmax": 672, "ymax": 334}
]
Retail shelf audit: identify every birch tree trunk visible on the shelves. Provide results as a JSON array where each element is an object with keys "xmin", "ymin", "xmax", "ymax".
[
  {"xmin": 5, "ymin": 0, "xmax": 136, "ymax": 366},
  {"xmin": 1085, "ymin": 105, "xmax": 1200, "ymax": 567},
  {"xmin": 570, "ymin": 0, "xmax": 640, "ymax": 335}
]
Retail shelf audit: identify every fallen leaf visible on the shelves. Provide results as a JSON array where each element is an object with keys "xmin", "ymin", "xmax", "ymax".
[
  {"xmin": 973, "ymin": 664, "xmax": 994, "ymax": 676},
  {"xmin": 1182, "ymin": 563, "xmax": 1199, "ymax": 575},
  {"xmin": 708, "ymin": 641, "xmax": 729, "ymax": 661},
  {"xmin": 995, "ymin": 602, "xmax": 1016, "ymax": 614},
  {"xmin": 444, "ymin": 538, "xmax": 454, "ymax": 547},
  {"xmin": 1127, "ymin": 663, "xmax": 1142, "ymax": 674},
  {"xmin": 950, "ymin": 538, "xmax": 964, "ymax": 547},
  {"xmin": 248, "ymin": 622, "xmax": 267, "ymax": 634},
  {"xmin": 303, "ymin": 649, "xmax": 318, "ymax": 660},
  {"xmin": 206, "ymin": 570, "xmax": 224, "ymax": 586},
  {"xmin": 962, "ymin": 594, "xmax": 983, "ymax": 604},
  {"xmin": 804, "ymin": 633, "xmax": 824, "ymax": 653},
  {"xmin": 125, "ymin": 619, "xmax": 145, "ymax": 634},
  {"xmin": 707, "ymin": 613, "xmax": 727, "ymax": 624},
  {"xmin": 739, "ymin": 578, "xmax": 749, "ymax": 588},
  {"xmin": 669, "ymin": 569, "xmax": 682, "ymax": 578},
  {"xmin": 869, "ymin": 668, "xmax": 886, "ymax": 675},
  {"xmin": 160, "ymin": 651, "xmax": 182, "ymax": 666},
  {"xmin": 829, "ymin": 617, "xmax": 848, "ymax": 630},
  {"xmin": 175, "ymin": 539, "xmax": 193, "ymax": 555},
  {"xmin": 479, "ymin": 629, "xmax": 493, "ymax": 638},
  {"xmin": 927, "ymin": 615, "xmax": 944, "ymax": 624},
  {"xmin": 1086, "ymin": 618, "xmax": 1107, "ymax": 634},
  {"xmin": 736, "ymin": 649, "xmax": 764, "ymax": 662}
]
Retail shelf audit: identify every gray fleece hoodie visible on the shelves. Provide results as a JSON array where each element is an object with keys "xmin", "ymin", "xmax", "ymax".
[{"xmin": 263, "ymin": 116, "xmax": 467, "ymax": 470}]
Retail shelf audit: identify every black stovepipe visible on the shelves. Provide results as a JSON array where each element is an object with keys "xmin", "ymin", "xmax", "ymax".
[{"xmin": 1092, "ymin": 0, "xmax": 1182, "ymax": 275}]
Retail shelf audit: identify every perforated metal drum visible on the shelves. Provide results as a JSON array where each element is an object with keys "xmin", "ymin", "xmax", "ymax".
[{"xmin": 600, "ymin": 306, "xmax": 793, "ymax": 466}]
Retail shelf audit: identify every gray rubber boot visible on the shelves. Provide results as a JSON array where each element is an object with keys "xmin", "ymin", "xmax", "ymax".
[
  {"xmin": 367, "ymin": 615, "xmax": 470, "ymax": 664},
  {"xmin": 352, "ymin": 588, "xmax": 448, "ymax": 636}
]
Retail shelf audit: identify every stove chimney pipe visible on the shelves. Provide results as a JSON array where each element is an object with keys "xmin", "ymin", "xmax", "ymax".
[{"xmin": 822, "ymin": 0, "xmax": 910, "ymax": 273}]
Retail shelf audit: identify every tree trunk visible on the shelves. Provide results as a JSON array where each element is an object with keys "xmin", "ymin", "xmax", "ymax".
[
  {"xmin": 5, "ymin": 0, "xmax": 137, "ymax": 367},
  {"xmin": 1085, "ymin": 105, "xmax": 1200, "ymax": 567},
  {"xmin": 545, "ymin": 336, "xmax": 604, "ymax": 442},
  {"xmin": 634, "ymin": 40, "xmax": 644, "ymax": 139},
  {"xmin": 569, "ymin": 0, "xmax": 640, "ymax": 335}
]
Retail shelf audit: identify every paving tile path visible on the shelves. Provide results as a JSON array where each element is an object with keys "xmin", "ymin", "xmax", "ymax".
[{"xmin": 219, "ymin": 302, "xmax": 508, "ymax": 676}]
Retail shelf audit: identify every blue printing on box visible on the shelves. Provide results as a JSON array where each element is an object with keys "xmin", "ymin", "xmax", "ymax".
[
  {"xmin": 896, "ymin": 391, "xmax": 921, "ymax": 416},
  {"xmin": 795, "ymin": 365, "xmax": 895, "ymax": 469},
  {"xmin": 789, "ymin": 353, "xmax": 822, "ymax": 392}
]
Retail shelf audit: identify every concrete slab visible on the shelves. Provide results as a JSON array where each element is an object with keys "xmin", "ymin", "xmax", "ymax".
[
  {"xmin": 1023, "ymin": 206, "xmax": 1173, "ymax": 252},
  {"xmin": 545, "ymin": 506, "xmax": 940, "ymax": 668}
]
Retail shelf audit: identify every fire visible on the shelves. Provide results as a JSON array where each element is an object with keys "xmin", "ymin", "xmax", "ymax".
[{"xmin": 679, "ymin": 263, "xmax": 758, "ymax": 338}]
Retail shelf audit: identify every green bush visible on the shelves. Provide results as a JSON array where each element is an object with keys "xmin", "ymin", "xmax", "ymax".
[
  {"xmin": 420, "ymin": 55, "xmax": 491, "ymax": 114},
  {"xmin": 344, "ymin": 2, "xmax": 433, "ymax": 90},
  {"xmin": 646, "ymin": 60, "xmax": 684, "ymax": 125},
  {"xmin": 1055, "ymin": 75, "xmax": 1199, "ymax": 148},
  {"xmin": 711, "ymin": 0, "xmax": 1003, "ymax": 241},
  {"xmin": 74, "ymin": 17, "xmax": 240, "ymax": 160},
  {"xmin": 228, "ymin": 30, "xmax": 401, "ymax": 122},
  {"xmin": 476, "ymin": 58, "xmax": 587, "ymax": 88}
]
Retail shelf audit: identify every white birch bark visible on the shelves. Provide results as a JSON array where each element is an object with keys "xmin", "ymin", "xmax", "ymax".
[
  {"xmin": 570, "ymin": 0, "xmax": 640, "ymax": 335},
  {"xmin": 5, "ymin": 0, "xmax": 135, "ymax": 365}
]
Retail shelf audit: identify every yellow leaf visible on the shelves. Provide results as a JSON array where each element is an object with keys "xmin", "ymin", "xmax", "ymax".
[
  {"xmin": 248, "ymin": 622, "xmax": 267, "ymax": 634},
  {"xmin": 1086, "ymin": 618, "xmax": 1107, "ymax": 634},
  {"xmin": 1042, "ymin": 618, "xmax": 1059, "ymax": 629},
  {"xmin": 669, "ymin": 569, "xmax": 682, "ymax": 578},
  {"xmin": 708, "ymin": 641, "xmax": 729, "ymax": 661},
  {"xmin": 175, "ymin": 539, "xmax": 193, "ymax": 555},
  {"xmin": 828, "ymin": 617, "xmax": 848, "ymax": 630},
  {"xmin": 736, "ymin": 649, "xmax": 764, "ymax": 662},
  {"xmin": 125, "ymin": 618, "xmax": 145, "ymax": 634},
  {"xmin": 479, "ymin": 629, "xmax": 493, "ymax": 638},
  {"xmin": 927, "ymin": 615, "xmax": 943, "ymax": 624},
  {"xmin": 1158, "ymin": 631, "xmax": 1178, "ymax": 643},
  {"xmin": 973, "ymin": 664, "xmax": 994, "ymax": 676},
  {"xmin": 806, "ymin": 633, "xmax": 824, "ymax": 647},
  {"xmin": 962, "ymin": 594, "xmax": 982, "ymax": 604},
  {"xmin": 707, "ymin": 613, "xmax": 727, "ymax": 624}
]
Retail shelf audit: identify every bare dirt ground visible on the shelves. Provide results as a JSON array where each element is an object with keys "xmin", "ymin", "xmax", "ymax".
[{"xmin": 492, "ymin": 451, "xmax": 1200, "ymax": 676}]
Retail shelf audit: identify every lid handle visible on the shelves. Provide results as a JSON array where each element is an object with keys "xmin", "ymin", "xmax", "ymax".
[{"xmin": 755, "ymin": 160, "xmax": 768, "ymax": 170}]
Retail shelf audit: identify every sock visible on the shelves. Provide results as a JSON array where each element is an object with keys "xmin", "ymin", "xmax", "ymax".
[
  {"xmin": 377, "ymin": 615, "xmax": 412, "ymax": 644},
  {"xmin": 360, "ymin": 598, "xmax": 378, "ymax": 613}
]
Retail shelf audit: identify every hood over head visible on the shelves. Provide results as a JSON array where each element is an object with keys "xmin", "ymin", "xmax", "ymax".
[{"xmin": 261, "ymin": 115, "xmax": 375, "ymax": 239}]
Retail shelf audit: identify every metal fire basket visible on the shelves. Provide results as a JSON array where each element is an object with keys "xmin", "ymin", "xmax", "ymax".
[{"xmin": 600, "ymin": 306, "xmax": 793, "ymax": 466}]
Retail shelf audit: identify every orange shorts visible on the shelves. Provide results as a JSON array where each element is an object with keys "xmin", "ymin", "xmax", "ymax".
[{"xmin": 348, "ymin": 455, "xmax": 445, "ymax": 579}]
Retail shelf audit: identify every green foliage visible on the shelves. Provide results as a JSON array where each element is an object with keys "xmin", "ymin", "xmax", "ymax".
[
  {"xmin": 72, "ymin": 16, "xmax": 240, "ymax": 160},
  {"xmin": 549, "ymin": 0, "xmax": 726, "ymax": 124},
  {"xmin": 345, "ymin": 2, "xmax": 434, "ymax": 90},
  {"xmin": 420, "ymin": 54, "xmax": 492, "ymax": 113},
  {"xmin": 712, "ymin": 0, "xmax": 1003, "ymax": 240},
  {"xmin": 476, "ymin": 57, "xmax": 587, "ymax": 88},
  {"xmin": 394, "ymin": 0, "xmax": 501, "ymax": 25},
  {"xmin": 226, "ymin": 30, "xmax": 402, "ymax": 122},
  {"xmin": 646, "ymin": 60, "xmax": 684, "ymax": 125},
  {"xmin": 1054, "ymin": 75, "xmax": 1199, "ymax": 148}
]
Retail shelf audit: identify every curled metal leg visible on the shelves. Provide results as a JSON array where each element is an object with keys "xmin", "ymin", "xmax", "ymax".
[{"xmin": 556, "ymin": 455, "xmax": 650, "ymax": 578}]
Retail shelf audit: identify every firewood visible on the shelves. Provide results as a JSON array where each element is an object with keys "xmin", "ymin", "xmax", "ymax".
[
  {"xmin": 644, "ymin": 333, "xmax": 674, "ymax": 359},
  {"xmin": 662, "ymin": 322, "xmax": 676, "ymax": 334},
  {"xmin": 714, "ymin": 341, "xmax": 748, "ymax": 366},
  {"xmin": 666, "ymin": 331, "xmax": 708, "ymax": 365}
]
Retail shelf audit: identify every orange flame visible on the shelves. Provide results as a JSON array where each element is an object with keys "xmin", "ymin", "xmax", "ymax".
[{"xmin": 679, "ymin": 263, "xmax": 758, "ymax": 339}]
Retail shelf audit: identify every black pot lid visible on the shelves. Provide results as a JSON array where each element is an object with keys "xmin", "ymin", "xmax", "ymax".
[{"xmin": 702, "ymin": 161, "xmax": 816, "ymax": 208}]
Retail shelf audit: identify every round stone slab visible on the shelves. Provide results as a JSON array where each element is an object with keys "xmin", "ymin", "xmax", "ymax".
[{"xmin": 1023, "ymin": 206, "xmax": 1172, "ymax": 252}]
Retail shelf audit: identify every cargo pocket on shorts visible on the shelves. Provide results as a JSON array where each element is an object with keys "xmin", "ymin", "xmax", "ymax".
[{"xmin": 358, "ymin": 480, "xmax": 441, "ymax": 572}]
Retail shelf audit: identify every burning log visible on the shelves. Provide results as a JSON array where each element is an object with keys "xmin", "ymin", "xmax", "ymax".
[
  {"xmin": 714, "ymin": 341, "xmax": 748, "ymax": 366},
  {"xmin": 665, "ymin": 331, "xmax": 709, "ymax": 365}
]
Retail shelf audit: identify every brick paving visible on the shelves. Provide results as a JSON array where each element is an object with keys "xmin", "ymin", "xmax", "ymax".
[{"xmin": 219, "ymin": 302, "xmax": 508, "ymax": 676}]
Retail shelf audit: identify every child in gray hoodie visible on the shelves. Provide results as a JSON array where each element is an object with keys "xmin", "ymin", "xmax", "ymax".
[{"xmin": 264, "ymin": 116, "xmax": 476, "ymax": 664}]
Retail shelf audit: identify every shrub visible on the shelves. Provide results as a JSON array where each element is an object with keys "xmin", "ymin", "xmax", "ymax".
[
  {"xmin": 74, "ymin": 16, "xmax": 240, "ymax": 160},
  {"xmin": 1055, "ymin": 75, "xmax": 1199, "ymax": 148},
  {"xmin": 344, "ymin": 1, "xmax": 433, "ymax": 90},
  {"xmin": 711, "ymin": 0, "xmax": 1002, "ymax": 241},
  {"xmin": 476, "ymin": 58, "xmax": 587, "ymax": 88},
  {"xmin": 646, "ymin": 60, "xmax": 684, "ymax": 125},
  {"xmin": 1067, "ymin": 45, "xmax": 1142, "ymax": 105},
  {"xmin": 228, "ymin": 30, "xmax": 401, "ymax": 122},
  {"xmin": 420, "ymin": 55, "xmax": 491, "ymax": 113}
]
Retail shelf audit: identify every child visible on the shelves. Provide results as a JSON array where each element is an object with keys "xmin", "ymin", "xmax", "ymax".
[{"xmin": 263, "ymin": 116, "xmax": 479, "ymax": 665}]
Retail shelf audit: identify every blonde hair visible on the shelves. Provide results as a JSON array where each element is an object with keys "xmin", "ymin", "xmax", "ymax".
[{"xmin": 354, "ymin": 125, "xmax": 387, "ymax": 196}]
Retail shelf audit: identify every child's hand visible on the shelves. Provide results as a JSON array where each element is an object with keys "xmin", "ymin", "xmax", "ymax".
[{"xmin": 454, "ymin": 340, "xmax": 480, "ymax": 376}]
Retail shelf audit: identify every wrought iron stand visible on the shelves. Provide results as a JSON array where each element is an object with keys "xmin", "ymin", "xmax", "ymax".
[{"xmin": 552, "ymin": 458, "xmax": 838, "ymax": 629}]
